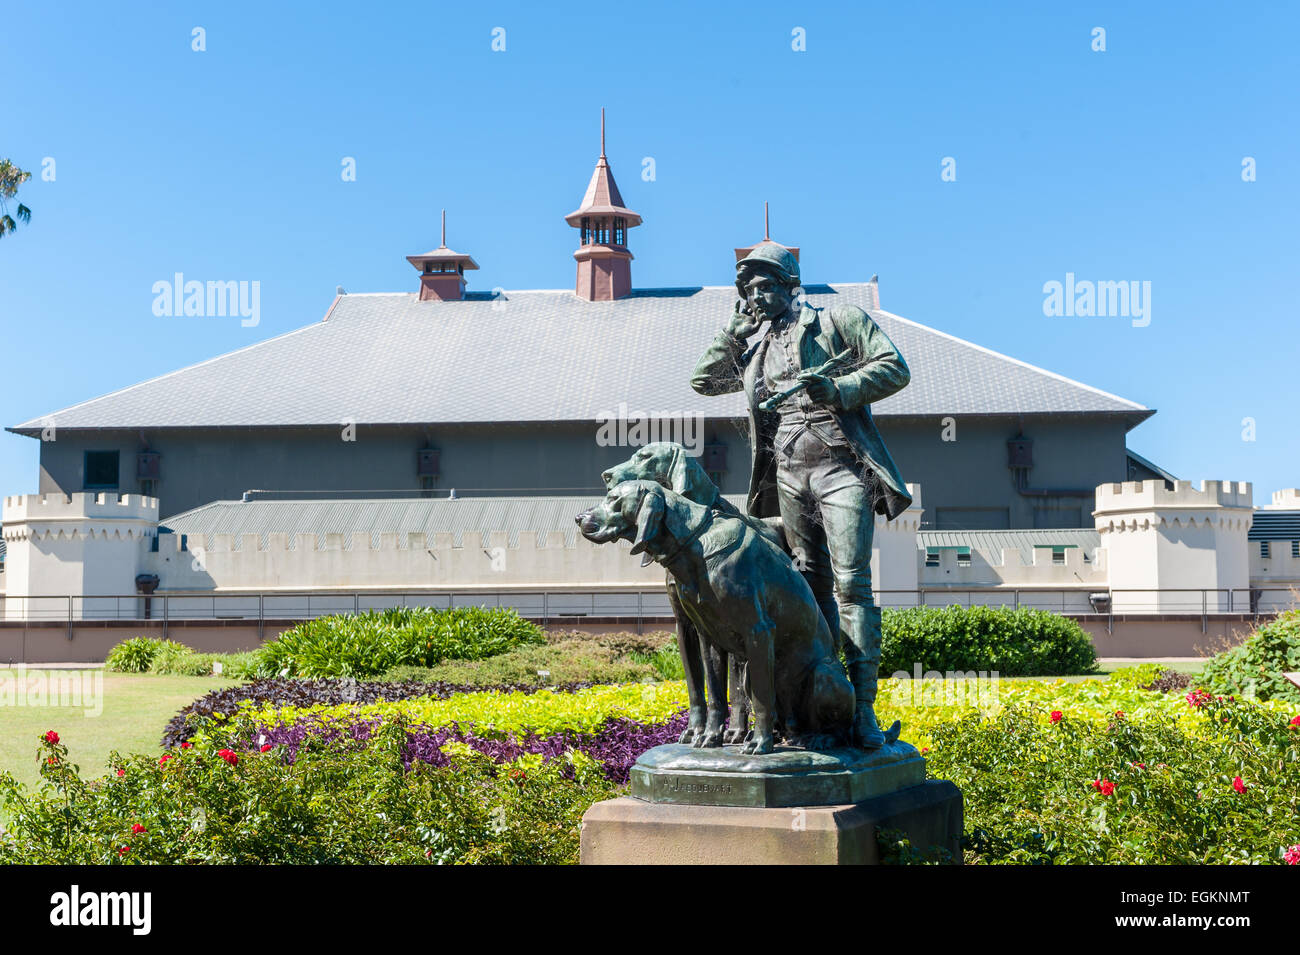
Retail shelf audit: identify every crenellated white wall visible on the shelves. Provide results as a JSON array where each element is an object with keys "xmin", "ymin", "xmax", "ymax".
[
  {"xmin": 1093, "ymin": 480, "xmax": 1253, "ymax": 612},
  {"xmin": 1, "ymin": 493, "xmax": 159, "ymax": 618},
  {"xmin": 2, "ymin": 481, "xmax": 1296, "ymax": 619}
]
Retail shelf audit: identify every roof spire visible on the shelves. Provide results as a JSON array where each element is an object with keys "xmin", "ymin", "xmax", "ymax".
[
  {"xmin": 406, "ymin": 209, "xmax": 479, "ymax": 301},
  {"xmin": 600, "ymin": 107, "xmax": 606, "ymax": 159},
  {"xmin": 735, "ymin": 201, "xmax": 799, "ymax": 263}
]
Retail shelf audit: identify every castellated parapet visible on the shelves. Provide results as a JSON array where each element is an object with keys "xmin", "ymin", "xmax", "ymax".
[
  {"xmin": 1093, "ymin": 480, "xmax": 1253, "ymax": 612},
  {"xmin": 1, "ymin": 494, "xmax": 160, "ymax": 609}
]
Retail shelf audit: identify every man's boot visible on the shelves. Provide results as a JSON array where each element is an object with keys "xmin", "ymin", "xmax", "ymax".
[{"xmin": 847, "ymin": 604, "xmax": 885, "ymax": 749}]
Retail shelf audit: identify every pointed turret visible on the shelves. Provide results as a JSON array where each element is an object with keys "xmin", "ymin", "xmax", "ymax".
[{"xmin": 566, "ymin": 109, "xmax": 642, "ymax": 301}]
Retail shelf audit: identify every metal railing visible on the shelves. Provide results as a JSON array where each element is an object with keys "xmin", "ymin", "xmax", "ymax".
[{"xmin": 0, "ymin": 586, "xmax": 1295, "ymax": 637}]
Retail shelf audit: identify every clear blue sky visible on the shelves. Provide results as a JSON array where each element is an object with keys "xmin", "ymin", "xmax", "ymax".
[{"xmin": 2, "ymin": 1, "xmax": 1296, "ymax": 503}]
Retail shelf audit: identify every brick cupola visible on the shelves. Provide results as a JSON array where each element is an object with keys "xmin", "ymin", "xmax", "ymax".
[
  {"xmin": 565, "ymin": 109, "xmax": 642, "ymax": 301},
  {"xmin": 407, "ymin": 210, "xmax": 479, "ymax": 301}
]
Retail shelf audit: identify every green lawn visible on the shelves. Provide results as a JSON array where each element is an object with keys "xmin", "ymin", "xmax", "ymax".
[{"xmin": 1, "ymin": 672, "xmax": 235, "ymax": 792}]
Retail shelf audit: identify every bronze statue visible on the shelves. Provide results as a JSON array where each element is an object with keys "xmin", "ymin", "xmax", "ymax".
[
  {"xmin": 577, "ymin": 480, "xmax": 853, "ymax": 753},
  {"xmin": 690, "ymin": 242, "xmax": 911, "ymax": 749}
]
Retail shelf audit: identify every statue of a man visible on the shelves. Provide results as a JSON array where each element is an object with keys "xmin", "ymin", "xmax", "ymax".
[{"xmin": 690, "ymin": 243, "xmax": 911, "ymax": 749}]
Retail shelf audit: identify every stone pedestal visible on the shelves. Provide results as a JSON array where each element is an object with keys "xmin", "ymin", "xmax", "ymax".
[{"xmin": 582, "ymin": 741, "xmax": 963, "ymax": 865}]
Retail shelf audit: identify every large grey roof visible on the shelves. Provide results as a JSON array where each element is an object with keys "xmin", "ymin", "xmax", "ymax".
[
  {"xmin": 12, "ymin": 284, "xmax": 1151, "ymax": 433},
  {"xmin": 162, "ymin": 492, "xmax": 750, "ymax": 549}
]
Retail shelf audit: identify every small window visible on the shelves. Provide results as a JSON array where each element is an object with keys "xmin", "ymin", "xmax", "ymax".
[
  {"xmin": 1260, "ymin": 542, "xmax": 1270, "ymax": 558},
  {"xmin": 84, "ymin": 450, "xmax": 120, "ymax": 490},
  {"xmin": 925, "ymin": 549, "xmax": 940, "ymax": 568},
  {"xmin": 956, "ymin": 549, "xmax": 971, "ymax": 566},
  {"xmin": 1052, "ymin": 548, "xmax": 1066, "ymax": 565},
  {"xmin": 1292, "ymin": 540, "xmax": 1299, "ymax": 559}
]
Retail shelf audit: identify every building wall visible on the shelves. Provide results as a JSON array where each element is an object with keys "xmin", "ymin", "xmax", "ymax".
[{"xmin": 33, "ymin": 413, "xmax": 1134, "ymax": 528}]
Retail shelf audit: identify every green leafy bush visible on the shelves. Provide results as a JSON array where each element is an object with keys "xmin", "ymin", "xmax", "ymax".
[
  {"xmin": 104, "ymin": 637, "xmax": 168, "ymax": 673},
  {"xmin": 925, "ymin": 698, "xmax": 1300, "ymax": 864},
  {"xmin": 253, "ymin": 607, "xmax": 545, "ymax": 678},
  {"xmin": 629, "ymin": 643, "xmax": 686, "ymax": 681},
  {"xmin": 1199, "ymin": 609, "xmax": 1300, "ymax": 703},
  {"xmin": 0, "ymin": 726, "xmax": 616, "ymax": 864},
  {"xmin": 881, "ymin": 606, "xmax": 1098, "ymax": 677}
]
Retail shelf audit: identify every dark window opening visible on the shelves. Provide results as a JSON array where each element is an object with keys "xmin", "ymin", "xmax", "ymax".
[{"xmin": 84, "ymin": 451, "xmax": 120, "ymax": 490}]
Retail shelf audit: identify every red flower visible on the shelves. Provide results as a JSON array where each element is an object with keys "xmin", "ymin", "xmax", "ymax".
[
  {"xmin": 1100, "ymin": 779, "xmax": 1115, "ymax": 796},
  {"xmin": 1113, "ymin": 710, "xmax": 1125, "ymax": 720},
  {"xmin": 180, "ymin": 742, "xmax": 193, "ymax": 749},
  {"xmin": 1186, "ymin": 689, "xmax": 1212, "ymax": 708},
  {"xmin": 1289, "ymin": 715, "xmax": 1300, "ymax": 727},
  {"xmin": 260, "ymin": 744, "xmax": 272, "ymax": 753},
  {"xmin": 159, "ymin": 754, "xmax": 172, "ymax": 766},
  {"xmin": 1049, "ymin": 710, "xmax": 1063, "ymax": 724},
  {"xmin": 46, "ymin": 757, "xmax": 57, "ymax": 765},
  {"xmin": 119, "ymin": 846, "xmax": 130, "ymax": 856},
  {"xmin": 218, "ymin": 749, "xmax": 239, "ymax": 766},
  {"xmin": 44, "ymin": 730, "xmax": 60, "ymax": 745},
  {"xmin": 1285, "ymin": 844, "xmax": 1300, "ymax": 866},
  {"xmin": 1131, "ymin": 762, "xmax": 1146, "ymax": 769},
  {"xmin": 1232, "ymin": 776, "xmax": 1247, "ymax": 794},
  {"xmin": 131, "ymin": 824, "xmax": 147, "ymax": 835},
  {"xmin": 116, "ymin": 768, "xmax": 126, "ymax": 777},
  {"xmin": 921, "ymin": 747, "xmax": 930, "ymax": 754},
  {"xmin": 508, "ymin": 768, "xmax": 526, "ymax": 784}
]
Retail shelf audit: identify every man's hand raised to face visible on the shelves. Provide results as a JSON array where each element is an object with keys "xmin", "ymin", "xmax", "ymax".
[{"xmin": 727, "ymin": 299, "xmax": 767, "ymax": 340}]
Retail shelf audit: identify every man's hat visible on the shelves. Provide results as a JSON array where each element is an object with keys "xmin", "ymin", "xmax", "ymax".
[{"xmin": 735, "ymin": 241, "xmax": 801, "ymax": 289}]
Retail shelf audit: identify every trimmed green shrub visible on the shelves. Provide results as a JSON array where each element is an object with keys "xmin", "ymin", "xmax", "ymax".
[
  {"xmin": 1200, "ymin": 608, "xmax": 1300, "ymax": 703},
  {"xmin": 629, "ymin": 643, "xmax": 686, "ymax": 681},
  {"xmin": 881, "ymin": 606, "xmax": 1098, "ymax": 677},
  {"xmin": 253, "ymin": 607, "xmax": 546, "ymax": 679}
]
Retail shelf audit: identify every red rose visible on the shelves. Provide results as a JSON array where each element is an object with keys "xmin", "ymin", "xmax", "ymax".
[
  {"xmin": 1099, "ymin": 779, "xmax": 1115, "ymax": 796},
  {"xmin": 1090, "ymin": 779, "xmax": 1102, "ymax": 791},
  {"xmin": 1049, "ymin": 711, "xmax": 1063, "ymax": 724},
  {"xmin": 131, "ymin": 824, "xmax": 147, "ymax": 835},
  {"xmin": 46, "ymin": 757, "xmax": 57, "ymax": 765},
  {"xmin": 218, "ymin": 749, "xmax": 239, "ymax": 766},
  {"xmin": 180, "ymin": 742, "xmax": 193, "ymax": 749},
  {"xmin": 116, "ymin": 768, "xmax": 126, "ymax": 777},
  {"xmin": 1289, "ymin": 716, "xmax": 1300, "ymax": 727},
  {"xmin": 119, "ymin": 846, "xmax": 129, "ymax": 856},
  {"xmin": 159, "ymin": 754, "xmax": 172, "ymax": 766},
  {"xmin": 1233, "ymin": 776, "xmax": 1247, "ymax": 794},
  {"xmin": 1285, "ymin": 844, "xmax": 1300, "ymax": 866},
  {"xmin": 260, "ymin": 744, "xmax": 272, "ymax": 753},
  {"xmin": 44, "ymin": 731, "xmax": 59, "ymax": 745}
]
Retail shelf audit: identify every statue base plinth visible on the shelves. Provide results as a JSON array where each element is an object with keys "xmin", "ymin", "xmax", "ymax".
[
  {"xmin": 580, "ymin": 781, "xmax": 962, "ymax": 865},
  {"xmin": 629, "ymin": 740, "xmax": 925, "ymax": 808}
]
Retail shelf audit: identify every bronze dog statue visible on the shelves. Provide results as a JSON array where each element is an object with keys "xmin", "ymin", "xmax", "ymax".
[
  {"xmin": 577, "ymin": 480, "xmax": 854, "ymax": 754},
  {"xmin": 601, "ymin": 443, "xmax": 780, "ymax": 745}
]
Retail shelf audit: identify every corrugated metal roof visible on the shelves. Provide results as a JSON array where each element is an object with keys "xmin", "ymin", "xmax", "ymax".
[
  {"xmin": 918, "ymin": 528, "xmax": 1101, "ymax": 564},
  {"xmin": 161, "ymin": 493, "xmax": 751, "ymax": 549},
  {"xmin": 11, "ymin": 285, "xmax": 1151, "ymax": 433},
  {"xmin": 1249, "ymin": 511, "xmax": 1300, "ymax": 541}
]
